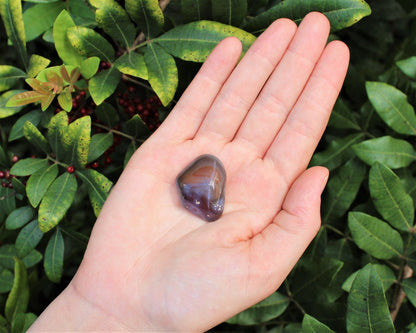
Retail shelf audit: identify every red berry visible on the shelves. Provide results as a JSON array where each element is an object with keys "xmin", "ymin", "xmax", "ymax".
[
  {"xmin": 0, "ymin": 171, "xmax": 4, "ymax": 178},
  {"xmin": 7, "ymin": 182, "xmax": 13, "ymax": 189},
  {"xmin": 92, "ymin": 162, "xmax": 99, "ymax": 168},
  {"xmin": 5, "ymin": 170, "xmax": 10, "ymax": 179},
  {"xmin": 1, "ymin": 182, "xmax": 6, "ymax": 187},
  {"xmin": 105, "ymin": 156, "xmax": 112, "ymax": 165},
  {"xmin": 128, "ymin": 86, "xmax": 135, "ymax": 93},
  {"xmin": 67, "ymin": 166, "xmax": 75, "ymax": 173}
]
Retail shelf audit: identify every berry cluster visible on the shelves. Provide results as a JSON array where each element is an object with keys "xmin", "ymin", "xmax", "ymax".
[
  {"xmin": 1, "ymin": 155, "xmax": 19, "ymax": 188},
  {"xmin": 117, "ymin": 86, "xmax": 162, "ymax": 130}
]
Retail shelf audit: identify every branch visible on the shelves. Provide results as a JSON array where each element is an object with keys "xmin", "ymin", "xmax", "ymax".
[{"xmin": 390, "ymin": 264, "xmax": 413, "ymax": 321}]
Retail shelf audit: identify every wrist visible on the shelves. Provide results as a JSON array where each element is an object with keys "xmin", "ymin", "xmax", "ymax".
[{"xmin": 27, "ymin": 282, "xmax": 131, "ymax": 332}]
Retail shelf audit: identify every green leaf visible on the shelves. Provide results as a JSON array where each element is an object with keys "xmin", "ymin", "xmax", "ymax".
[
  {"xmin": 15, "ymin": 219, "xmax": 43, "ymax": 258},
  {"xmin": 23, "ymin": 2, "xmax": 65, "ymax": 41},
  {"xmin": 291, "ymin": 257, "xmax": 344, "ymax": 303},
  {"xmin": 145, "ymin": 43, "xmax": 178, "ymax": 106},
  {"xmin": 242, "ymin": 0, "xmax": 371, "ymax": 34},
  {"xmin": 125, "ymin": 0, "xmax": 163, "ymax": 38},
  {"xmin": 76, "ymin": 169, "xmax": 112, "ymax": 217},
  {"xmin": 0, "ymin": 187, "xmax": 16, "ymax": 215},
  {"xmin": 0, "ymin": 268, "xmax": 14, "ymax": 293},
  {"xmin": 91, "ymin": 0, "xmax": 135, "ymax": 48},
  {"xmin": 53, "ymin": 10, "xmax": 84, "ymax": 66},
  {"xmin": 11, "ymin": 178, "xmax": 26, "ymax": 195},
  {"xmin": 67, "ymin": 26, "xmax": 115, "ymax": 62},
  {"xmin": 211, "ymin": 0, "xmax": 247, "ymax": 26},
  {"xmin": 5, "ymin": 206, "xmax": 35, "ymax": 230},
  {"xmin": 62, "ymin": 116, "xmax": 91, "ymax": 168},
  {"xmin": 0, "ymin": 245, "xmax": 17, "ymax": 270},
  {"xmin": 346, "ymin": 264, "xmax": 395, "ymax": 333},
  {"xmin": 310, "ymin": 133, "xmax": 364, "ymax": 170},
  {"xmin": 0, "ymin": 144, "xmax": 9, "ymax": 168},
  {"xmin": 352, "ymin": 136, "xmax": 416, "ymax": 169},
  {"xmin": 38, "ymin": 172, "xmax": 77, "ymax": 232},
  {"xmin": 155, "ymin": 20, "xmax": 256, "ymax": 62},
  {"xmin": 342, "ymin": 264, "xmax": 396, "ymax": 293},
  {"xmin": 9, "ymin": 109, "xmax": 42, "ymax": 141},
  {"xmin": 328, "ymin": 98, "xmax": 361, "ymax": 130},
  {"xmin": 27, "ymin": 54, "xmax": 51, "ymax": 78},
  {"xmin": 348, "ymin": 211, "xmax": 403, "ymax": 260},
  {"xmin": 80, "ymin": 57, "xmax": 100, "ymax": 79},
  {"xmin": 402, "ymin": 277, "xmax": 416, "ymax": 308},
  {"xmin": 88, "ymin": 67, "xmax": 121, "ymax": 105},
  {"xmin": 87, "ymin": 133, "xmax": 113, "ymax": 163},
  {"xmin": 0, "ymin": 89, "xmax": 26, "ymax": 119},
  {"xmin": 0, "ymin": 0, "xmax": 28, "ymax": 69},
  {"xmin": 369, "ymin": 162, "xmax": 414, "ymax": 231},
  {"xmin": 124, "ymin": 114, "xmax": 151, "ymax": 138},
  {"xmin": 181, "ymin": 0, "xmax": 211, "ymax": 23},
  {"xmin": 47, "ymin": 111, "xmax": 68, "ymax": 161},
  {"xmin": 22, "ymin": 250, "xmax": 42, "ymax": 268},
  {"xmin": 95, "ymin": 102, "xmax": 119, "ymax": 128},
  {"xmin": 23, "ymin": 121, "xmax": 50, "ymax": 153},
  {"xmin": 11, "ymin": 312, "xmax": 37, "ymax": 333},
  {"xmin": 302, "ymin": 314, "xmax": 335, "ymax": 333},
  {"xmin": 26, "ymin": 164, "xmax": 59, "ymax": 208},
  {"xmin": 43, "ymin": 229, "xmax": 64, "ymax": 283},
  {"xmin": 5, "ymin": 258, "xmax": 29, "ymax": 322},
  {"xmin": 396, "ymin": 56, "xmax": 416, "ymax": 79},
  {"xmin": 114, "ymin": 52, "xmax": 148, "ymax": 80},
  {"xmin": 322, "ymin": 159, "xmax": 366, "ymax": 223},
  {"xmin": 0, "ymin": 65, "xmax": 25, "ymax": 92},
  {"xmin": 366, "ymin": 81, "xmax": 416, "ymax": 136},
  {"xmin": 10, "ymin": 157, "xmax": 48, "ymax": 176},
  {"xmin": 226, "ymin": 292, "xmax": 289, "ymax": 325}
]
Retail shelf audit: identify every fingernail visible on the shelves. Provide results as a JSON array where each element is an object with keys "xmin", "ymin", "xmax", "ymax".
[{"xmin": 320, "ymin": 172, "xmax": 329, "ymax": 194}]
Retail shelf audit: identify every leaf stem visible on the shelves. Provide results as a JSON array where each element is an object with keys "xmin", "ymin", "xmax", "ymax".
[{"xmin": 91, "ymin": 122, "xmax": 144, "ymax": 143}]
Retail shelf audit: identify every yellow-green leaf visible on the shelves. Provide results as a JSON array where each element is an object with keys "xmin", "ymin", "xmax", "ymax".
[
  {"xmin": 145, "ymin": 43, "xmax": 177, "ymax": 106},
  {"xmin": 67, "ymin": 25, "xmax": 115, "ymax": 62},
  {"xmin": 0, "ymin": 89, "xmax": 26, "ymax": 118},
  {"xmin": 114, "ymin": 52, "xmax": 148, "ymax": 80},
  {"xmin": 76, "ymin": 169, "xmax": 112, "ymax": 217},
  {"xmin": 155, "ymin": 20, "xmax": 256, "ymax": 62},
  {"xmin": 0, "ymin": 65, "xmax": 26, "ymax": 92},
  {"xmin": 62, "ymin": 116, "xmax": 91, "ymax": 168},
  {"xmin": 53, "ymin": 10, "xmax": 84, "ymax": 66},
  {"xmin": 23, "ymin": 121, "xmax": 50, "ymax": 153},
  {"xmin": 91, "ymin": 0, "xmax": 136, "ymax": 47},
  {"xmin": 27, "ymin": 54, "xmax": 51, "ymax": 78},
  {"xmin": 125, "ymin": 0, "xmax": 163, "ymax": 38},
  {"xmin": 0, "ymin": 0, "xmax": 28, "ymax": 68},
  {"xmin": 38, "ymin": 172, "xmax": 77, "ymax": 232},
  {"xmin": 5, "ymin": 258, "xmax": 29, "ymax": 322}
]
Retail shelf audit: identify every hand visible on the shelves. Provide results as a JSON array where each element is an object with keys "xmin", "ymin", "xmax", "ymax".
[{"xmin": 29, "ymin": 12, "xmax": 349, "ymax": 332}]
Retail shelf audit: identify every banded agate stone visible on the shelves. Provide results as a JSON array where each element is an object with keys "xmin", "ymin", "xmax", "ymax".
[{"xmin": 176, "ymin": 155, "xmax": 226, "ymax": 222}]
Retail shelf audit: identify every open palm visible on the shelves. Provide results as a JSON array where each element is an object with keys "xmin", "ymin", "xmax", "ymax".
[{"xmin": 29, "ymin": 12, "xmax": 349, "ymax": 332}]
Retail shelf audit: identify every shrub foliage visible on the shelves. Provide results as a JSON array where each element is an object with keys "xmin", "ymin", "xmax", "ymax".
[{"xmin": 1, "ymin": 0, "xmax": 416, "ymax": 332}]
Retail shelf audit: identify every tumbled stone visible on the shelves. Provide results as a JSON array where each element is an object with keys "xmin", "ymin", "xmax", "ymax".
[{"xmin": 176, "ymin": 155, "xmax": 226, "ymax": 222}]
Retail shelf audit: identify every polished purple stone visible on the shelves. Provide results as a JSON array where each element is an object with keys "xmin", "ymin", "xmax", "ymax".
[{"xmin": 176, "ymin": 155, "xmax": 226, "ymax": 222}]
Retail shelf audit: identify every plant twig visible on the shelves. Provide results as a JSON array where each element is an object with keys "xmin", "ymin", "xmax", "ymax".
[{"xmin": 390, "ymin": 264, "xmax": 413, "ymax": 321}]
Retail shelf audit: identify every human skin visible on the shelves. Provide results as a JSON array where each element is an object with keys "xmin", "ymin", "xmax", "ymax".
[{"xmin": 28, "ymin": 12, "xmax": 350, "ymax": 332}]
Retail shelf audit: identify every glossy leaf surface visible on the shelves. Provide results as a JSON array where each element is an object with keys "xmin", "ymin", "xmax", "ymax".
[
  {"xmin": 38, "ymin": 172, "xmax": 78, "ymax": 232},
  {"xmin": 125, "ymin": 0, "xmax": 163, "ymax": 38},
  {"xmin": 43, "ymin": 229, "xmax": 64, "ymax": 283},
  {"xmin": 89, "ymin": 67, "xmax": 121, "ymax": 105},
  {"xmin": 155, "ymin": 20, "xmax": 256, "ymax": 62},
  {"xmin": 26, "ymin": 164, "xmax": 59, "ymax": 208},
  {"xmin": 369, "ymin": 162, "xmax": 414, "ymax": 231},
  {"xmin": 347, "ymin": 264, "xmax": 395, "ymax": 333},
  {"xmin": 348, "ymin": 212, "xmax": 403, "ymax": 260},
  {"xmin": 15, "ymin": 219, "xmax": 43, "ymax": 258}
]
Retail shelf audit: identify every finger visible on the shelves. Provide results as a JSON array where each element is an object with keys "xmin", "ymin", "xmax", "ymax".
[
  {"xmin": 195, "ymin": 18, "xmax": 297, "ymax": 144},
  {"xmin": 251, "ymin": 167, "xmax": 328, "ymax": 295},
  {"xmin": 234, "ymin": 12, "xmax": 330, "ymax": 157},
  {"xmin": 155, "ymin": 37, "xmax": 243, "ymax": 143},
  {"xmin": 266, "ymin": 40, "xmax": 350, "ymax": 183}
]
